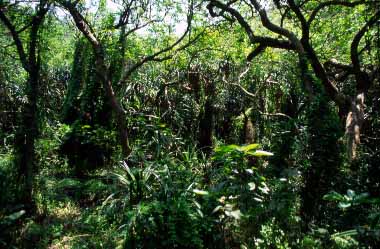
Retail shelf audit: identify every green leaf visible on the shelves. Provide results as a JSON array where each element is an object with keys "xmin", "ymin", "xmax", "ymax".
[
  {"xmin": 317, "ymin": 228, "xmax": 328, "ymax": 234},
  {"xmin": 338, "ymin": 202, "xmax": 351, "ymax": 209},
  {"xmin": 248, "ymin": 182, "xmax": 256, "ymax": 191},
  {"xmin": 212, "ymin": 205, "xmax": 223, "ymax": 214},
  {"xmin": 196, "ymin": 208, "xmax": 204, "ymax": 217},
  {"xmin": 332, "ymin": 229, "xmax": 358, "ymax": 238},
  {"xmin": 245, "ymin": 169, "xmax": 254, "ymax": 174},
  {"xmin": 193, "ymin": 200, "xmax": 201, "ymax": 209},
  {"xmin": 225, "ymin": 209, "xmax": 242, "ymax": 219},
  {"xmin": 214, "ymin": 144, "xmax": 240, "ymax": 153},
  {"xmin": 323, "ymin": 191, "xmax": 344, "ymax": 202},
  {"xmin": 193, "ymin": 189, "xmax": 209, "ymax": 195},
  {"xmin": 253, "ymin": 197, "xmax": 263, "ymax": 202},
  {"xmin": 258, "ymin": 183, "xmax": 270, "ymax": 194},
  {"xmin": 112, "ymin": 173, "xmax": 130, "ymax": 185},
  {"xmin": 240, "ymin": 143, "xmax": 260, "ymax": 152},
  {"xmin": 6, "ymin": 210, "xmax": 25, "ymax": 221},
  {"xmin": 347, "ymin": 189, "xmax": 355, "ymax": 198},
  {"xmin": 244, "ymin": 108, "xmax": 253, "ymax": 116},
  {"xmin": 122, "ymin": 162, "xmax": 136, "ymax": 182},
  {"xmin": 248, "ymin": 150, "xmax": 274, "ymax": 157}
]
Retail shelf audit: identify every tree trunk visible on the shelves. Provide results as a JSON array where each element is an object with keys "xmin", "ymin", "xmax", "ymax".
[
  {"xmin": 346, "ymin": 93, "xmax": 365, "ymax": 160},
  {"xmin": 244, "ymin": 116, "xmax": 255, "ymax": 144},
  {"xmin": 15, "ymin": 14, "xmax": 45, "ymax": 211},
  {"xmin": 95, "ymin": 55, "xmax": 131, "ymax": 159},
  {"xmin": 15, "ymin": 61, "xmax": 39, "ymax": 211}
]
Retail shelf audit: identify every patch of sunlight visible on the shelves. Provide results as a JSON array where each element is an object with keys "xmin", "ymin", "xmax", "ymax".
[
  {"xmin": 51, "ymin": 202, "xmax": 80, "ymax": 220},
  {"xmin": 48, "ymin": 234, "xmax": 91, "ymax": 249}
]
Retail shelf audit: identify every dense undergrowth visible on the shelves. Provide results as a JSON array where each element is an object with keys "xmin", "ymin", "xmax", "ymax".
[{"xmin": 2, "ymin": 116, "xmax": 379, "ymax": 248}]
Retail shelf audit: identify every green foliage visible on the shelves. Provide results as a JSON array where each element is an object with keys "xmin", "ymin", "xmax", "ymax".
[
  {"xmin": 122, "ymin": 198, "xmax": 204, "ymax": 249},
  {"xmin": 0, "ymin": 210, "xmax": 26, "ymax": 247},
  {"xmin": 323, "ymin": 190, "xmax": 380, "ymax": 209},
  {"xmin": 0, "ymin": 154, "xmax": 25, "ymax": 247},
  {"xmin": 323, "ymin": 190, "xmax": 380, "ymax": 248},
  {"xmin": 300, "ymin": 90, "xmax": 345, "ymax": 224},
  {"xmin": 61, "ymin": 39, "xmax": 89, "ymax": 124},
  {"xmin": 203, "ymin": 143, "xmax": 276, "ymax": 247},
  {"xmin": 102, "ymin": 154, "xmax": 208, "ymax": 249},
  {"xmin": 59, "ymin": 122, "xmax": 116, "ymax": 176},
  {"xmin": 0, "ymin": 1, "xmax": 379, "ymax": 248},
  {"xmin": 0, "ymin": 153, "xmax": 17, "ymax": 207}
]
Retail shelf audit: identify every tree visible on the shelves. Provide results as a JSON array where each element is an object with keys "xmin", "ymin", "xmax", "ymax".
[
  {"xmin": 57, "ymin": 0, "xmax": 197, "ymax": 160},
  {"xmin": 206, "ymin": 0, "xmax": 380, "ymax": 227},
  {"xmin": 206, "ymin": 0, "xmax": 380, "ymax": 159},
  {"xmin": 0, "ymin": 0, "xmax": 49, "ymax": 210}
]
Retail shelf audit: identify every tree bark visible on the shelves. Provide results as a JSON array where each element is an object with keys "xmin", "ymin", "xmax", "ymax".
[{"xmin": 16, "ymin": 69, "xmax": 39, "ymax": 208}]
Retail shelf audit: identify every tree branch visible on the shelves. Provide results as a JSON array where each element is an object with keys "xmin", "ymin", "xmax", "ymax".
[
  {"xmin": 351, "ymin": 10, "xmax": 380, "ymax": 73},
  {"xmin": 0, "ymin": 8, "xmax": 29, "ymax": 71},
  {"xmin": 59, "ymin": 1, "xmax": 101, "ymax": 49},
  {"xmin": 119, "ymin": 4, "xmax": 195, "ymax": 84},
  {"xmin": 249, "ymin": 0, "xmax": 304, "ymax": 52},
  {"xmin": 351, "ymin": 9, "xmax": 380, "ymax": 92},
  {"xmin": 208, "ymin": 0, "xmax": 295, "ymax": 61},
  {"xmin": 287, "ymin": 0, "xmax": 309, "ymax": 41},
  {"xmin": 207, "ymin": 0, "xmax": 255, "ymax": 43}
]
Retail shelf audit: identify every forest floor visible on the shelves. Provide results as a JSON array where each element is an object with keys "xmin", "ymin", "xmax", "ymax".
[{"xmin": 22, "ymin": 170, "xmax": 123, "ymax": 249}]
